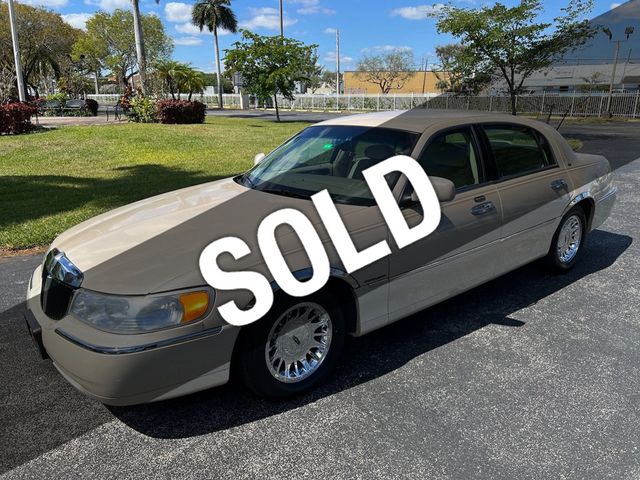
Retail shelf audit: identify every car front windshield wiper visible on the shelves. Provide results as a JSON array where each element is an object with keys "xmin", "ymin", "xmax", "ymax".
[{"xmin": 258, "ymin": 187, "xmax": 311, "ymax": 200}]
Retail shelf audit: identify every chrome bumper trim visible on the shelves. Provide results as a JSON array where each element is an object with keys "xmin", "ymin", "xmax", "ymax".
[
  {"xmin": 598, "ymin": 186, "xmax": 618, "ymax": 202},
  {"xmin": 55, "ymin": 326, "xmax": 224, "ymax": 355}
]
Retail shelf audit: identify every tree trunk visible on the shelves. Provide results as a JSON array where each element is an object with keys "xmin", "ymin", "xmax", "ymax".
[
  {"xmin": 94, "ymin": 71, "xmax": 100, "ymax": 95},
  {"xmin": 510, "ymin": 91, "xmax": 517, "ymax": 116},
  {"xmin": 213, "ymin": 25, "xmax": 224, "ymax": 109},
  {"xmin": 131, "ymin": 0, "xmax": 147, "ymax": 96},
  {"xmin": 273, "ymin": 94, "xmax": 280, "ymax": 121}
]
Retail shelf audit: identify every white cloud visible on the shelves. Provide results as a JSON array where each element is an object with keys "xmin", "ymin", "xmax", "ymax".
[
  {"xmin": 363, "ymin": 45, "xmax": 413, "ymax": 53},
  {"xmin": 173, "ymin": 36, "xmax": 203, "ymax": 46},
  {"xmin": 84, "ymin": 0, "xmax": 129, "ymax": 11},
  {"xmin": 324, "ymin": 51, "xmax": 354, "ymax": 65},
  {"xmin": 610, "ymin": 2, "xmax": 621, "ymax": 8},
  {"xmin": 289, "ymin": 0, "xmax": 335, "ymax": 15},
  {"xmin": 176, "ymin": 22, "xmax": 231, "ymax": 36},
  {"xmin": 324, "ymin": 27, "xmax": 337, "ymax": 34},
  {"xmin": 240, "ymin": 7, "xmax": 297, "ymax": 30},
  {"xmin": 61, "ymin": 12, "xmax": 92, "ymax": 30},
  {"xmin": 165, "ymin": 2, "xmax": 192, "ymax": 23},
  {"xmin": 176, "ymin": 23, "xmax": 203, "ymax": 35},
  {"xmin": 391, "ymin": 4, "xmax": 445, "ymax": 20},
  {"xmin": 21, "ymin": 0, "xmax": 68, "ymax": 6}
]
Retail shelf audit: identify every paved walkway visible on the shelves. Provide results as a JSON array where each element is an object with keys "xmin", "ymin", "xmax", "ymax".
[{"xmin": 34, "ymin": 115, "xmax": 125, "ymax": 128}]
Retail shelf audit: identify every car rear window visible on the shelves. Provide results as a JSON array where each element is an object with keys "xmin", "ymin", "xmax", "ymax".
[{"xmin": 482, "ymin": 125, "xmax": 555, "ymax": 178}]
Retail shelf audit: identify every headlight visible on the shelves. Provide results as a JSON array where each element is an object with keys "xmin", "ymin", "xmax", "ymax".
[{"xmin": 69, "ymin": 289, "xmax": 211, "ymax": 333}]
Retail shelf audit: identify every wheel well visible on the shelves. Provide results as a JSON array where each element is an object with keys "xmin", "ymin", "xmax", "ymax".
[
  {"xmin": 574, "ymin": 197, "xmax": 595, "ymax": 230},
  {"xmin": 229, "ymin": 276, "xmax": 359, "ymax": 380}
]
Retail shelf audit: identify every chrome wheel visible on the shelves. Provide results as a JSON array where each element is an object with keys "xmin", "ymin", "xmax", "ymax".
[
  {"xmin": 556, "ymin": 214, "xmax": 582, "ymax": 263},
  {"xmin": 265, "ymin": 302, "xmax": 332, "ymax": 384}
]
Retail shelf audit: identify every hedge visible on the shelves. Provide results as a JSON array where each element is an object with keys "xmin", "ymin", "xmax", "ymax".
[
  {"xmin": 0, "ymin": 102, "xmax": 38, "ymax": 135},
  {"xmin": 156, "ymin": 100, "xmax": 206, "ymax": 124}
]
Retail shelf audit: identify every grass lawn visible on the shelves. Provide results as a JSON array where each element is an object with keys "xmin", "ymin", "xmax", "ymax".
[{"xmin": 0, "ymin": 117, "xmax": 307, "ymax": 251}]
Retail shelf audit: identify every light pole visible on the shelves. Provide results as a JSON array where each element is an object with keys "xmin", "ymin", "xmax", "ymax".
[
  {"xmin": 603, "ymin": 26, "xmax": 634, "ymax": 115},
  {"xmin": 7, "ymin": 0, "xmax": 26, "ymax": 101},
  {"xmin": 335, "ymin": 29, "xmax": 340, "ymax": 109},
  {"xmin": 279, "ymin": 0, "xmax": 284, "ymax": 37}
]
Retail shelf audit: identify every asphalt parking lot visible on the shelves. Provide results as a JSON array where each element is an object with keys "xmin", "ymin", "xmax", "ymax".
[{"xmin": 1, "ymin": 124, "xmax": 639, "ymax": 478}]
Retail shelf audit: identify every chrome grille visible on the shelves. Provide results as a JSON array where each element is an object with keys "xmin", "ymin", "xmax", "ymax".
[{"xmin": 40, "ymin": 249, "xmax": 83, "ymax": 320}]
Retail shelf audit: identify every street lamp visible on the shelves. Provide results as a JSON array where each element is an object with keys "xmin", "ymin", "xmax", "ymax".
[
  {"xmin": 603, "ymin": 25, "xmax": 635, "ymax": 115},
  {"xmin": 6, "ymin": 0, "xmax": 26, "ymax": 101}
]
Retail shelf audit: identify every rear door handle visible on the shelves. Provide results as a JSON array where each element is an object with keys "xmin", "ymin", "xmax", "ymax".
[
  {"xmin": 471, "ymin": 201, "xmax": 496, "ymax": 216},
  {"xmin": 550, "ymin": 179, "xmax": 568, "ymax": 191}
]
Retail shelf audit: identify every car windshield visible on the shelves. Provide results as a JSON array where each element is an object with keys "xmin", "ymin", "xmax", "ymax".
[{"xmin": 238, "ymin": 125, "xmax": 420, "ymax": 205}]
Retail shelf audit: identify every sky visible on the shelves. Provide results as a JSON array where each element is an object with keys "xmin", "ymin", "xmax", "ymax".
[{"xmin": 19, "ymin": 0, "xmax": 633, "ymax": 73}]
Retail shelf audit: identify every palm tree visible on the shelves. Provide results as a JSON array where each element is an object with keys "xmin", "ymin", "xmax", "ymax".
[
  {"xmin": 191, "ymin": 0, "xmax": 238, "ymax": 109},
  {"xmin": 155, "ymin": 60, "xmax": 189, "ymax": 99},
  {"xmin": 182, "ymin": 69, "xmax": 206, "ymax": 101},
  {"xmin": 131, "ymin": 0, "xmax": 159, "ymax": 96}
]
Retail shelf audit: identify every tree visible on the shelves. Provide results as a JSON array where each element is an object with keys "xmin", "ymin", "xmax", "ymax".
[
  {"xmin": 433, "ymin": 44, "xmax": 492, "ymax": 94},
  {"xmin": 72, "ymin": 31, "xmax": 108, "ymax": 94},
  {"xmin": 83, "ymin": 9, "xmax": 172, "ymax": 91},
  {"xmin": 200, "ymin": 72, "xmax": 233, "ymax": 93},
  {"xmin": 225, "ymin": 30, "xmax": 318, "ymax": 121},
  {"xmin": 155, "ymin": 60, "xmax": 188, "ymax": 99},
  {"xmin": 435, "ymin": 0, "xmax": 596, "ymax": 114},
  {"xmin": 154, "ymin": 60, "xmax": 204, "ymax": 100},
  {"xmin": 0, "ymin": 3, "xmax": 80, "ymax": 98},
  {"xmin": 132, "ymin": 0, "xmax": 160, "ymax": 96},
  {"xmin": 192, "ymin": 0, "xmax": 238, "ymax": 109},
  {"xmin": 321, "ymin": 70, "xmax": 340, "ymax": 93},
  {"xmin": 182, "ymin": 69, "xmax": 206, "ymax": 101},
  {"xmin": 303, "ymin": 63, "xmax": 324, "ymax": 93},
  {"xmin": 355, "ymin": 49, "xmax": 415, "ymax": 94}
]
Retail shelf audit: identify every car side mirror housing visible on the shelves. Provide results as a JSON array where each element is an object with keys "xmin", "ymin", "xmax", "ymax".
[
  {"xmin": 408, "ymin": 176, "xmax": 456, "ymax": 204},
  {"xmin": 254, "ymin": 152, "xmax": 266, "ymax": 165}
]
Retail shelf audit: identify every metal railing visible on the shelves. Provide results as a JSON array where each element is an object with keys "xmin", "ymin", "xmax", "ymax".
[{"xmin": 86, "ymin": 91, "xmax": 640, "ymax": 118}]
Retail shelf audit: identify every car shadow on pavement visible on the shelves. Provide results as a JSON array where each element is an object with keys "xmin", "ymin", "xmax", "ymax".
[{"xmin": 109, "ymin": 229, "xmax": 632, "ymax": 439}]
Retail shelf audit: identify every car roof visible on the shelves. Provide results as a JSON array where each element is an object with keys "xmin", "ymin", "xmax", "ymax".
[{"xmin": 315, "ymin": 109, "xmax": 546, "ymax": 134}]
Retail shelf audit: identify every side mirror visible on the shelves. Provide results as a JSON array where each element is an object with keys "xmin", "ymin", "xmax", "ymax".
[
  {"xmin": 428, "ymin": 176, "xmax": 456, "ymax": 203},
  {"xmin": 254, "ymin": 152, "xmax": 266, "ymax": 165},
  {"xmin": 406, "ymin": 176, "xmax": 456, "ymax": 205}
]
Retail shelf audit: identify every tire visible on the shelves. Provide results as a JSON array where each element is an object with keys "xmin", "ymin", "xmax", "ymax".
[
  {"xmin": 545, "ymin": 206, "xmax": 587, "ymax": 272},
  {"xmin": 237, "ymin": 290, "xmax": 345, "ymax": 398}
]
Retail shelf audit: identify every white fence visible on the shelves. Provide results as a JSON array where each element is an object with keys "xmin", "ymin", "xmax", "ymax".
[{"xmin": 87, "ymin": 92, "xmax": 640, "ymax": 118}]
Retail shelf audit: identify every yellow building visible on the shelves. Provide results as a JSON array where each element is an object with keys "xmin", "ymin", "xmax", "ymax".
[{"xmin": 343, "ymin": 71, "xmax": 448, "ymax": 94}]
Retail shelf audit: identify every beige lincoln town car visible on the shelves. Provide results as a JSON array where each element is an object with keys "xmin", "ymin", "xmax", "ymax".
[{"xmin": 25, "ymin": 110, "xmax": 616, "ymax": 405}]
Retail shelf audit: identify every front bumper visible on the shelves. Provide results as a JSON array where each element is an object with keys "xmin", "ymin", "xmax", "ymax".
[{"xmin": 26, "ymin": 265, "xmax": 239, "ymax": 406}]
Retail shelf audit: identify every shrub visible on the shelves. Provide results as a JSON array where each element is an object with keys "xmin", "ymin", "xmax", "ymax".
[
  {"xmin": 127, "ymin": 96, "xmax": 157, "ymax": 123},
  {"xmin": 0, "ymin": 102, "xmax": 38, "ymax": 134},
  {"xmin": 84, "ymin": 98, "xmax": 99, "ymax": 116},
  {"xmin": 156, "ymin": 100, "xmax": 206, "ymax": 124},
  {"xmin": 46, "ymin": 93, "xmax": 67, "ymax": 103}
]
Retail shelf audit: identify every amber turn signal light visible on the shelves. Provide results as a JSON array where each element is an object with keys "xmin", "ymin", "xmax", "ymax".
[{"xmin": 179, "ymin": 291, "xmax": 210, "ymax": 323}]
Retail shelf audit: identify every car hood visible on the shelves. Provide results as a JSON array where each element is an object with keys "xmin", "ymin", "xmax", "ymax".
[{"xmin": 49, "ymin": 177, "xmax": 361, "ymax": 295}]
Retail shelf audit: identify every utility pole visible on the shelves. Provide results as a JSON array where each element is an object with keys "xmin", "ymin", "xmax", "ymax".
[
  {"xmin": 421, "ymin": 56, "xmax": 428, "ymax": 94},
  {"xmin": 335, "ymin": 29, "xmax": 340, "ymax": 109},
  {"xmin": 279, "ymin": 0, "xmax": 284, "ymax": 37},
  {"xmin": 7, "ymin": 0, "xmax": 26, "ymax": 101},
  {"xmin": 606, "ymin": 40, "xmax": 620, "ymax": 114},
  {"xmin": 603, "ymin": 26, "xmax": 634, "ymax": 115}
]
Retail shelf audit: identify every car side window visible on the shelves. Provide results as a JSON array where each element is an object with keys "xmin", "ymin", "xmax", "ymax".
[
  {"xmin": 482, "ymin": 125, "xmax": 556, "ymax": 178},
  {"xmin": 417, "ymin": 127, "xmax": 481, "ymax": 189}
]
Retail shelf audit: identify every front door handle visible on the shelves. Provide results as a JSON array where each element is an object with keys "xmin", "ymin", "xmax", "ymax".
[
  {"xmin": 471, "ymin": 201, "xmax": 496, "ymax": 216},
  {"xmin": 550, "ymin": 179, "xmax": 568, "ymax": 191}
]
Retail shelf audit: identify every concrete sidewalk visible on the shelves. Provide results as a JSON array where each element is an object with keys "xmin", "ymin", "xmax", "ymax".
[{"xmin": 34, "ymin": 115, "xmax": 125, "ymax": 128}]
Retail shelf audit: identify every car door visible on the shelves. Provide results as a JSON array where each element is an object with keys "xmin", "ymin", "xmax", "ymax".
[
  {"xmin": 479, "ymin": 123, "xmax": 572, "ymax": 274},
  {"xmin": 386, "ymin": 126, "xmax": 503, "ymax": 327}
]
